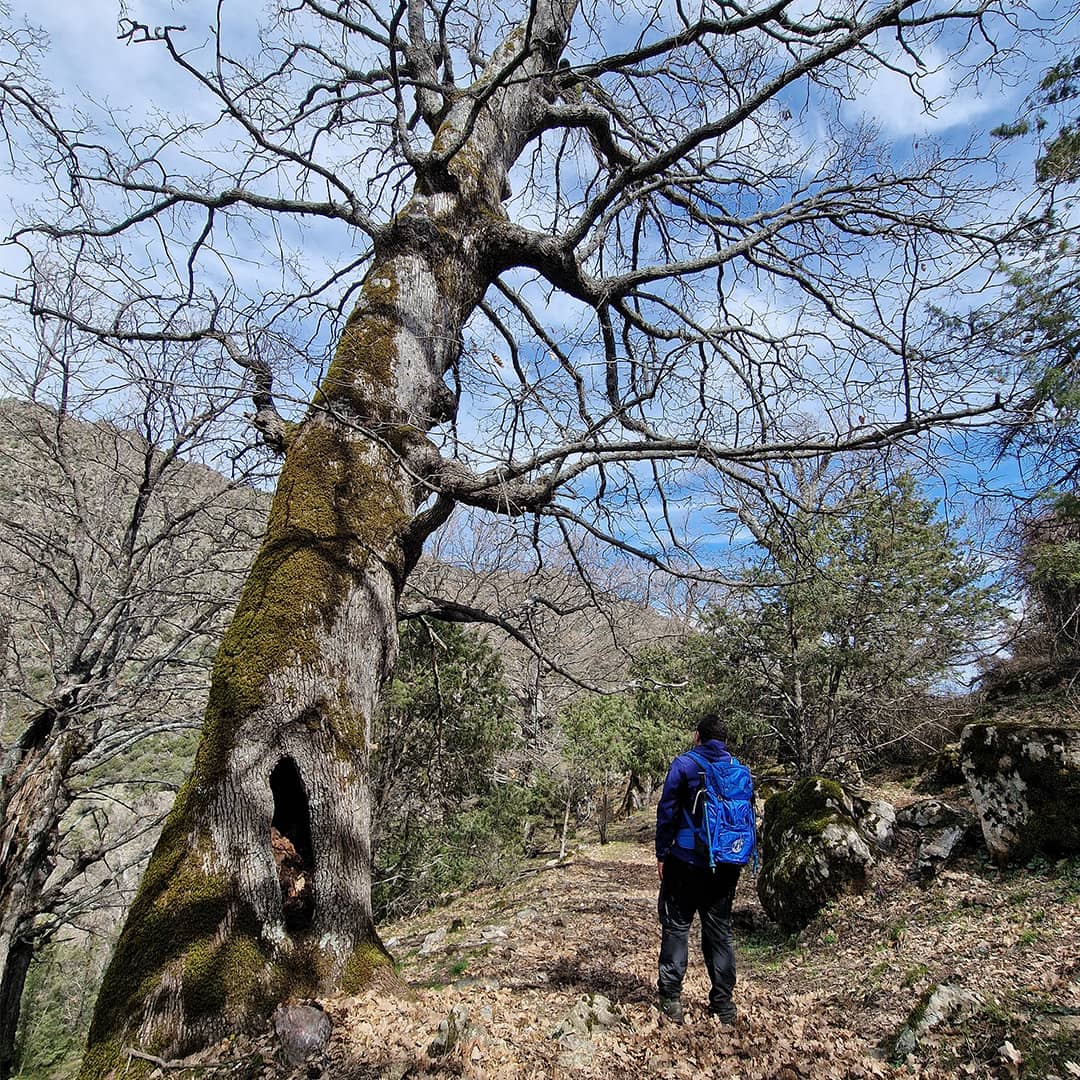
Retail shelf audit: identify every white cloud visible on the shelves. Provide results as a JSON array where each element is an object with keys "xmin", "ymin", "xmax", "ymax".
[
  {"xmin": 846, "ymin": 47, "xmax": 1015, "ymax": 139},
  {"xmin": 29, "ymin": 0, "xmax": 222, "ymax": 111}
]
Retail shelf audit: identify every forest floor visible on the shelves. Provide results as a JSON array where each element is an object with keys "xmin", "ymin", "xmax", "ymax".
[{"xmin": 196, "ymin": 799, "xmax": 1080, "ymax": 1080}]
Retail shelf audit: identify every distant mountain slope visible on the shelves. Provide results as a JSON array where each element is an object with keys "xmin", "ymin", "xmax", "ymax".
[
  {"xmin": 1, "ymin": 398, "xmax": 685, "ymax": 1079},
  {"xmin": 0, "ymin": 395, "xmax": 682, "ymax": 736}
]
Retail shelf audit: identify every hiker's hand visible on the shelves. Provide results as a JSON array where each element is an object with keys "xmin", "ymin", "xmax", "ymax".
[{"xmin": 657, "ymin": 860, "xmax": 664, "ymax": 882}]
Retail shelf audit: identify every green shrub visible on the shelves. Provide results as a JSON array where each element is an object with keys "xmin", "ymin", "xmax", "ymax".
[{"xmin": 371, "ymin": 621, "xmax": 526, "ymax": 918}]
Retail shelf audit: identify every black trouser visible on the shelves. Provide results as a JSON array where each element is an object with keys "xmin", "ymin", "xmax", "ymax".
[{"xmin": 658, "ymin": 856, "xmax": 740, "ymax": 1010}]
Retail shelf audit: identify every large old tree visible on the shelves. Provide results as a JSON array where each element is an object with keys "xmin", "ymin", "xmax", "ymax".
[{"xmin": 0, "ymin": 0, "xmax": 1021, "ymax": 1072}]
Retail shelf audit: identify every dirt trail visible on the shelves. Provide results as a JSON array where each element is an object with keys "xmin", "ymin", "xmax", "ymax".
[{"xmin": 317, "ymin": 812, "xmax": 1080, "ymax": 1079}]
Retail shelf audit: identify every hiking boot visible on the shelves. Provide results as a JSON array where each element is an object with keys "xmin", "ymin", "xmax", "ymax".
[
  {"xmin": 709, "ymin": 1002, "xmax": 737, "ymax": 1026},
  {"xmin": 657, "ymin": 996, "xmax": 685, "ymax": 1024}
]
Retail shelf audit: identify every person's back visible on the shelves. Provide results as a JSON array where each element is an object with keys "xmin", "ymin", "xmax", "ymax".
[{"xmin": 654, "ymin": 713, "xmax": 748, "ymax": 1025}]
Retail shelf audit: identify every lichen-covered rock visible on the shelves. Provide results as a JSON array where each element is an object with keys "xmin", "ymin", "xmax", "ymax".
[
  {"xmin": 550, "ymin": 994, "xmax": 630, "ymax": 1069},
  {"xmin": 896, "ymin": 798, "xmax": 962, "ymax": 830},
  {"xmin": 893, "ymin": 798, "xmax": 974, "ymax": 876},
  {"xmin": 917, "ymin": 823, "xmax": 972, "ymax": 878},
  {"xmin": 428, "ymin": 1004, "xmax": 488, "ymax": 1058},
  {"xmin": 756, "ymin": 778, "xmax": 874, "ymax": 932},
  {"xmin": 855, "ymin": 797, "xmax": 897, "ymax": 851},
  {"xmin": 960, "ymin": 722, "xmax": 1080, "ymax": 864},
  {"xmin": 550, "ymin": 994, "xmax": 629, "ymax": 1040},
  {"xmin": 884, "ymin": 981, "xmax": 983, "ymax": 1062},
  {"xmin": 419, "ymin": 926, "xmax": 448, "ymax": 954}
]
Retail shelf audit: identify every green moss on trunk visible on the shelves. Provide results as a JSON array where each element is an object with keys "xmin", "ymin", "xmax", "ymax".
[
  {"xmin": 80, "ymin": 411, "xmax": 410, "ymax": 1076},
  {"xmin": 341, "ymin": 940, "xmax": 393, "ymax": 994},
  {"xmin": 80, "ymin": 780, "xmax": 242, "ymax": 1077},
  {"xmin": 79, "ymin": 198, "xmax": 470, "ymax": 1080},
  {"xmin": 199, "ymin": 415, "xmax": 410, "ymax": 790},
  {"xmin": 316, "ymin": 270, "xmax": 401, "ymax": 420}
]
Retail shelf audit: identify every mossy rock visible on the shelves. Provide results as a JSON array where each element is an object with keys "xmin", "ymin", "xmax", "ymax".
[
  {"xmin": 882, "ymin": 981, "xmax": 983, "ymax": 1063},
  {"xmin": 960, "ymin": 721, "xmax": 1080, "ymax": 864},
  {"xmin": 756, "ymin": 777, "xmax": 874, "ymax": 933}
]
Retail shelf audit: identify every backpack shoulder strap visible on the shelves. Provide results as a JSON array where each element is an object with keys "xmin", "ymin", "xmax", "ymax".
[
  {"xmin": 688, "ymin": 748, "xmax": 735, "ymax": 772},
  {"xmin": 680, "ymin": 749, "xmax": 709, "ymax": 824}
]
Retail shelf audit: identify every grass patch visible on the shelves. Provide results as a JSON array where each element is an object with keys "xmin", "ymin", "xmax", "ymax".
[
  {"xmin": 739, "ymin": 922, "xmax": 798, "ymax": 972},
  {"xmin": 902, "ymin": 964, "xmax": 931, "ymax": 988},
  {"xmin": 417, "ymin": 945, "xmax": 490, "ymax": 990}
]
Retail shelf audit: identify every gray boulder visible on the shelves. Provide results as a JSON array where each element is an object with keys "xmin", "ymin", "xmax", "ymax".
[
  {"xmin": 419, "ymin": 926, "xmax": 448, "ymax": 954},
  {"xmin": 551, "ymin": 994, "xmax": 631, "ymax": 1072},
  {"xmin": 428, "ymin": 1004, "xmax": 488, "ymax": 1058},
  {"xmin": 757, "ymin": 777, "xmax": 874, "ymax": 932},
  {"xmin": 856, "ymin": 797, "xmax": 897, "ymax": 851},
  {"xmin": 893, "ymin": 797, "xmax": 974, "ymax": 876},
  {"xmin": 550, "ymin": 993, "xmax": 629, "ymax": 1039},
  {"xmin": 896, "ymin": 798, "xmax": 962, "ymax": 829},
  {"xmin": 917, "ymin": 823, "xmax": 972, "ymax": 878},
  {"xmin": 960, "ymin": 722, "xmax": 1080, "ymax": 864}
]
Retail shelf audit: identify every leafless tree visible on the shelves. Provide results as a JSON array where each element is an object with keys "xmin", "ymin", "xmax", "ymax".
[
  {"xmin": 0, "ymin": 0, "xmax": 1028, "ymax": 1070},
  {"xmin": 0, "ymin": 312, "xmax": 264, "ymax": 1078},
  {"xmin": 408, "ymin": 516, "xmax": 683, "ymax": 720}
]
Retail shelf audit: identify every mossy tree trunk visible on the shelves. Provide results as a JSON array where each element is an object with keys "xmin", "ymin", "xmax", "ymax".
[{"xmin": 80, "ymin": 7, "xmax": 577, "ymax": 1075}]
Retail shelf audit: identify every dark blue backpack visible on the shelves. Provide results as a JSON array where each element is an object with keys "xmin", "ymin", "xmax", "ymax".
[{"xmin": 675, "ymin": 749, "xmax": 757, "ymax": 869}]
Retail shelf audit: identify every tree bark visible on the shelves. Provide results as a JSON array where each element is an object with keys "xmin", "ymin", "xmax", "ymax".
[
  {"xmin": 0, "ymin": 715, "xmax": 78, "ymax": 1080},
  {"xmin": 0, "ymin": 934, "xmax": 32, "ymax": 1080},
  {"xmin": 80, "ymin": 6, "xmax": 577, "ymax": 1074}
]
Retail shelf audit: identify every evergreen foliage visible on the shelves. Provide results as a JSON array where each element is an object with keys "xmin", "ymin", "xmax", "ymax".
[
  {"xmin": 702, "ymin": 474, "xmax": 1002, "ymax": 775},
  {"xmin": 981, "ymin": 52, "xmax": 1080, "ymax": 486},
  {"xmin": 1021, "ymin": 494, "xmax": 1080, "ymax": 653},
  {"xmin": 12, "ymin": 941, "xmax": 104, "ymax": 1080},
  {"xmin": 371, "ymin": 620, "xmax": 522, "ymax": 918}
]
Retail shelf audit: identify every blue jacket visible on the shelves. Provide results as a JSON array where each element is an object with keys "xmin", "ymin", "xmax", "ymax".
[{"xmin": 655, "ymin": 739, "xmax": 733, "ymax": 866}]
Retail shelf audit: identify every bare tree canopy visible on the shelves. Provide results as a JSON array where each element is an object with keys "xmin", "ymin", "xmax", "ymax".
[
  {"xmin": 9, "ymin": 0, "xmax": 1014, "ymax": 518},
  {"xmin": 0, "ymin": 0, "xmax": 1035, "ymax": 1073}
]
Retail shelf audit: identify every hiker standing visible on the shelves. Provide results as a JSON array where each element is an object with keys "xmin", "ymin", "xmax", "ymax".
[{"xmin": 654, "ymin": 713, "xmax": 755, "ymax": 1025}]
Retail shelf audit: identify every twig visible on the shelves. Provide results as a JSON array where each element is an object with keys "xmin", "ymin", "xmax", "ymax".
[{"xmin": 125, "ymin": 1048, "xmax": 256, "ymax": 1073}]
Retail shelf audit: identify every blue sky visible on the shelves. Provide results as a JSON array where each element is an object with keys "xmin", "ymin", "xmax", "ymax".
[{"xmin": 2, "ymin": 0, "xmax": 1075, "ymax": 616}]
